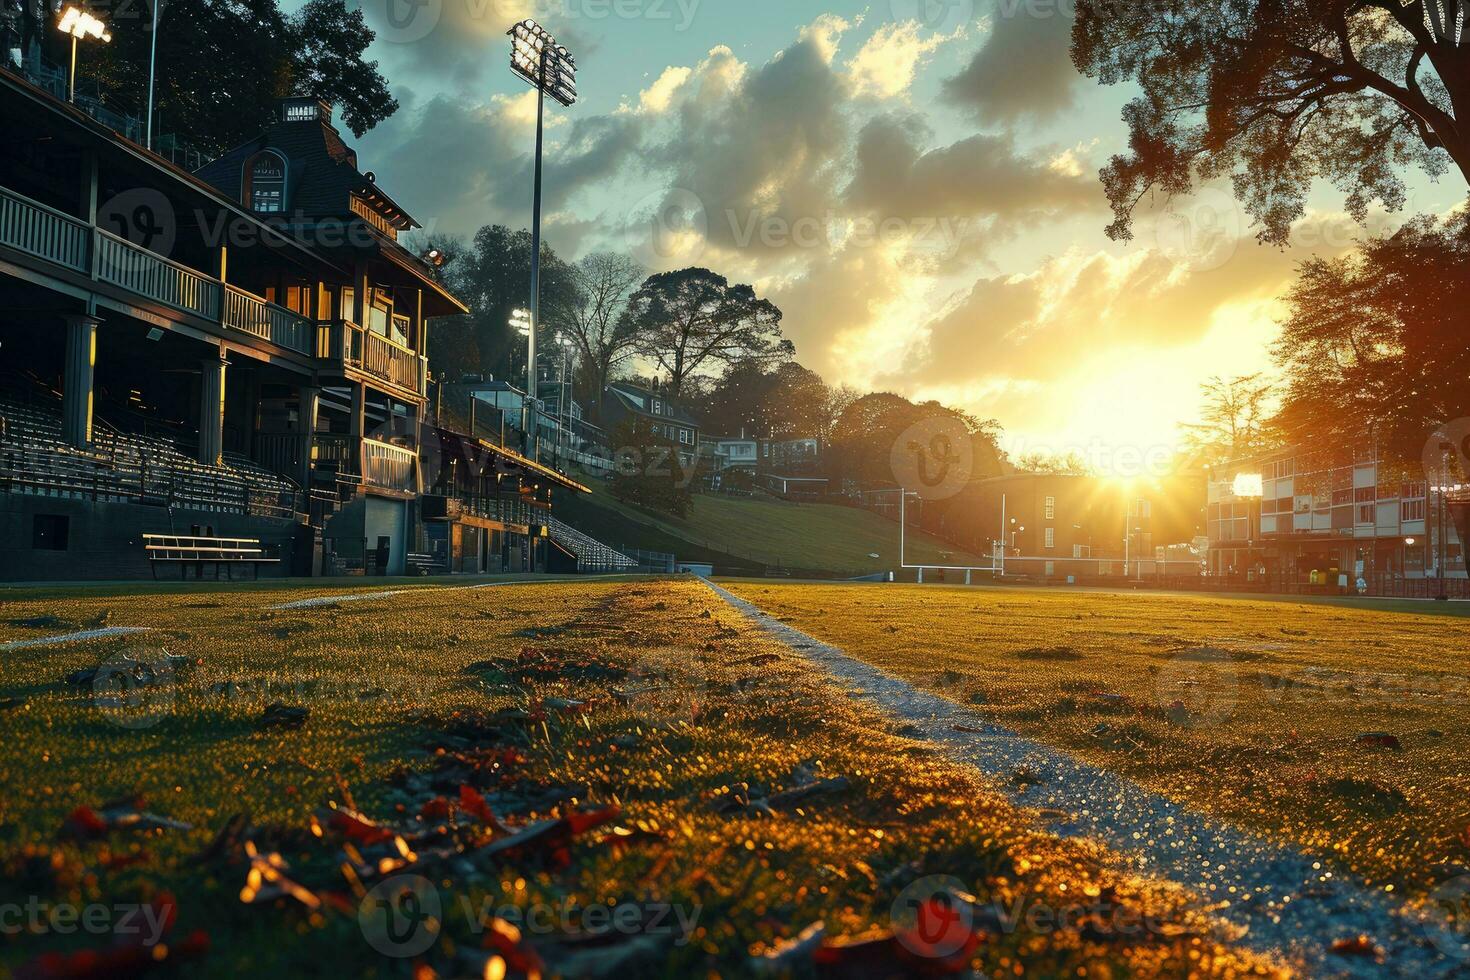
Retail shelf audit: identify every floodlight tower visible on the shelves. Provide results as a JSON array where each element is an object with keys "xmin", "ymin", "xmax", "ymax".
[
  {"xmin": 57, "ymin": 6, "xmax": 111, "ymax": 104},
  {"xmin": 507, "ymin": 19, "xmax": 576, "ymax": 462}
]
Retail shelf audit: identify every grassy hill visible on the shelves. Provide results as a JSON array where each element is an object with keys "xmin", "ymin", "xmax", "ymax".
[{"xmin": 559, "ymin": 483, "xmax": 989, "ymax": 576}]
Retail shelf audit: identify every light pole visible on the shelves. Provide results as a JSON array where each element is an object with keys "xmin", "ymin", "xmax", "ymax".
[
  {"xmin": 145, "ymin": 0, "xmax": 165, "ymax": 148},
  {"xmin": 507, "ymin": 19, "xmax": 576, "ymax": 464},
  {"xmin": 510, "ymin": 307, "xmax": 531, "ymax": 450},
  {"xmin": 57, "ymin": 6, "xmax": 110, "ymax": 104},
  {"xmin": 555, "ymin": 332, "xmax": 573, "ymax": 466}
]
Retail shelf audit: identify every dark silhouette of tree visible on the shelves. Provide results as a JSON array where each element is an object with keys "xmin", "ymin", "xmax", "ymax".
[
  {"xmin": 79, "ymin": 0, "xmax": 395, "ymax": 156},
  {"xmin": 432, "ymin": 225, "xmax": 577, "ymax": 385},
  {"xmin": 1181, "ymin": 374, "xmax": 1277, "ymax": 466},
  {"xmin": 628, "ymin": 268, "xmax": 791, "ymax": 396},
  {"xmin": 608, "ymin": 415, "xmax": 692, "ymax": 517},
  {"xmin": 560, "ymin": 253, "xmax": 643, "ymax": 422},
  {"xmin": 1073, "ymin": 0, "xmax": 1470, "ymax": 244},
  {"xmin": 1273, "ymin": 211, "xmax": 1470, "ymax": 461}
]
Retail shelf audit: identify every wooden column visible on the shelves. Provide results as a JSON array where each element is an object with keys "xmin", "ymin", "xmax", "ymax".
[
  {"xmin": 297, "ymin": 385, "xmax": 321, "ymax": 486},
  {"xmin": 61, "ymin": 314, "xmax": 100, "ymax": 448},
  {"xmin": 198, "ymin": 348, "xmax": 228, "ymax": 466},
  {"xmin": 348, "ymin": 380, "xmax": 366, "ymax": 477}
]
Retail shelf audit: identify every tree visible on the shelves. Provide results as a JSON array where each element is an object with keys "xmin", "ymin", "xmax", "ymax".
[
  {"xmin": 1072, "ymin": 0, "xmax": 1470, "ymax": 245},
  {"xmin": 1181, "ymin": 374, "xmax": 1277, "ymax": 465},
  {"xmin": 559, "ymin": 253, "xmax": 643, "ymax": 420},
  {"xmin": 79, "ymin": 0, "xmax": 396, "ymax": 157},
  {"xmin": 1016, "ymin": 450, "xmax": 1093, "ymax": 475},
  {"xmin": 434, "ymin": 225, "xmax": 578, "ymax": 384},
  {"xmin": 608, "ymin": 415, "xmax": 692, "ymax": 518},
  {"xmin": 289, "ymin": 0, "xmax": 397, "ymax": 139},
  {"xmin": 627, "ymin": 268, "xmax": 792, "ymax": 396},
  {"xmin": 1272, "ymin": 211, "xmax": 1470, "ymax": 461}
]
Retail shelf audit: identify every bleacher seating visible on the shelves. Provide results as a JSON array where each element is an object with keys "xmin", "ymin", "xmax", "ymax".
[
  {"xmin": 545, "ymin": 516, "xmax": 637, "ymax": 573},
  {"xmin": 0, "ymin": 392, "xmax": 303, "ymax": 518}
]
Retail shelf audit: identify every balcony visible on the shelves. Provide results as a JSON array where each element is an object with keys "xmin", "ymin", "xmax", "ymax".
[
  {"xmin": 0, "ymin": 182, "xmax": 313, "ymax": 355},
  {"xmin": 316, "ymin": 319, "xmax": 427, "ymax": 398},
  {"xmin": 362, "ymin": 438, "xmax": 418, "ymax": 494}
]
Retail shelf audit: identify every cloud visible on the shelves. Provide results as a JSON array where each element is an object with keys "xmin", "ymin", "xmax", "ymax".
[
  {"xmin": 846, "ymin": 21, "xmax": 959, "ymax": 100},
  {"xmin": 943, "ymin": 4, "xmax": 1080, "ymax": 121},
  {"xmin": 845, "ymin": 114, "xmax": 1102, "ymax": 224},
  {"xmin": 636, "ymin": 66, "xmax": 694, "ymax": 114}
]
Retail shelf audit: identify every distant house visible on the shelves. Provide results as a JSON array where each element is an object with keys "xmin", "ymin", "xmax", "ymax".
[
  {"xmin": 764, "ymin": 437, "xmax": 821, "ymax": 474},
  {"xmin": 704, "ymin": 434, "xmax": 759, "ymax": 471},
  {"xmin": 601, "ymin": 381, "xmax": 700, "ymax": 466}
]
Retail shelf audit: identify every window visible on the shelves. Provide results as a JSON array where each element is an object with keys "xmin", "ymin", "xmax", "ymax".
[
  {"xmin": 1357, "ymin": 504, "xmax": 1375, "ymax": 525},
  {"xmin": 245, "ymin": 151, "xmax": 286, "ymax": 212},
  {"xmin": 391, "ymin": 313, "xmax": 411, "ymax": 348},
  {"xmin": 1045, "ymin": 561, "xmax": 1055, "ymax": 577},
  {"xmin": 1044, "ymin": 527, "xmax": 1055, "ymax": 549},
  {"xmin": 341, "ymin": 287, "xmax": 356, "ymax": 321},
  {"xmin": 1044, "ymin": 496, "xmax": 1055, "ymax": 520},
  {"xmin": 679, "ymin": 428, "xmax": 694, "ymax": 445},
  {"xmin": 32, "ymin": 514, "xmax": 68, "ymax": 550},
  {"xmin": 1402, "ymin": 498, "xmax": 1426, "ymax": 522}
]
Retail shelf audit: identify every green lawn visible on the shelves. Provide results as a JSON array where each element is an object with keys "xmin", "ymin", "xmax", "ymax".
[
  {"xmin": 723, "ymin": 580, "xmax": 1470, "ymax": 902},
  {"xmin": 0, "ymin": 578, "xmax": 1275, "ymax": 977},
  {"xmin": 570, "ymin": 485, "xmax": 987, "ymax": 574}
]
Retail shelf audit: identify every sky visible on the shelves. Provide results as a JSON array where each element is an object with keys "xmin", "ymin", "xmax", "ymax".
[{"xmin": 321, "ymin": 0, "xmax": 1464, "ymax": 470}]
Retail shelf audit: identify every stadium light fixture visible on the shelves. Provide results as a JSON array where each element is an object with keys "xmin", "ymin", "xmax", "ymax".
[
  {"xmin": 57, "ymin": 6, "xmax": 111, "ymax": 104},
  {"xmin": 507, "ymin": 19, "xmax": 577, "ymax": 462}
]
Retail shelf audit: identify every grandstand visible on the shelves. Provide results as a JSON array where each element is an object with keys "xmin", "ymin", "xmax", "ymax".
[
  {"xmin": 0, "ymin": 65, "xmax": 628, "ymax": 581},
  {"xmin": 546, "ymin": 516, "xmax": 638, "ymax": 574},
  {"xmin": 1, "ymin": 386, "xmax": 302, "ymax": 518}
]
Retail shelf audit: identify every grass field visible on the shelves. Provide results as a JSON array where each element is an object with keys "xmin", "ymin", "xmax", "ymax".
[
  {"xmin": 565, "ymin": 485, "xmax": 986, "ymax": 573},
  {"xmin": 723, "ymin": 580, "xmax": 1470, "ymax": 903},
  {"xmin": 0, "ymin": 578, "xmax": 1276, "ymax": 977}
]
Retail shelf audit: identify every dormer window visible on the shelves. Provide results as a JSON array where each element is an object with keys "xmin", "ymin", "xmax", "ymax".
[{"xmin": 244, "ymin": 151, "xmax": 286, "ymax": 213}]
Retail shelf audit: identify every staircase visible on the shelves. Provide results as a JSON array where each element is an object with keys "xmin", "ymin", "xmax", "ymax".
[{"xmin": 546, "ymin": 516, "xmax": 638, "ymax": 573}]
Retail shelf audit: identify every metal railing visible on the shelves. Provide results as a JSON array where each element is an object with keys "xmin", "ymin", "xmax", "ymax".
[
  {"xmin": 362, "ymin": 438, "xmax": 418, "ymax": 493},
  {"xmin": 95, "ymin": 230, "xmax": 221, "ymax": 320},
  {"xmin": 223, "ymin": 286, "xmax": 312, "ymax": 353},
  {"xmin": 1, "ymin": 183, "xmax": 312, "ymax": 355},
  {"xmin": 0, "ymin": 184, "xmax": 90, "ymax": 270},
  {"xmin": 317, "ymin": 319, "xmax": 426, "ymax": 396}
]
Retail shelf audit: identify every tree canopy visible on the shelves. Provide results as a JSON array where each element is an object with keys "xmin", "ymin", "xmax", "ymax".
[
  {"xmin": 72, "ymin": 0, "xmax": 396, "ymax": 156},
  {"xmin": 1273, "ymin": 210, "xmax": 1470, "ymax": 461},
  {"xmin": 559, "ymin": 253, "xmax": 644, "ymax": 421},
  {"xmin": 429, "ymin": 225, "xmax": 578, "ymax": 385},
  {"xmin": 628, "ymin": 268, "xmax": 791, "ymax": 397},
  {"xmin": 1182, "ymin": 374, "xmax": 1277, "ymax": 466},
  {"xmin": 1073, "ymin": 0, "xmax": 1470, "ymax": 244}
]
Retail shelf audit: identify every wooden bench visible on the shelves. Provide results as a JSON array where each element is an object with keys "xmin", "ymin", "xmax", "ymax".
[{"xmin": 143, "ymin": 534, "xmax": 281, "ymax": 580}]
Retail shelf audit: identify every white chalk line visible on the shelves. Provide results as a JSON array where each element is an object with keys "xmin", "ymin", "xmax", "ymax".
[
  {"xmin": 0, "ymin": 626, "xmax": 152, "ymax": 651},
  {"xmin": 706, "ymin": 580, "xmax": 1466, "ymax": 978}
]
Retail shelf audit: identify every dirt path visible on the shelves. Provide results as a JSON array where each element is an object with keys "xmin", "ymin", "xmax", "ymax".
[{"xmin": 707, "ymin": 580, "xmax": 1466, "ymax": 978}]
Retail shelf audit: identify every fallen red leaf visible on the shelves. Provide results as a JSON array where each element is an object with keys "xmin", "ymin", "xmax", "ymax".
[
  {"xmin": 459, "ymin": 784, "xmax": 495, "ymax": 824},
  {"xmin": 324, "ymin": 808, "xmax": 394, "ymax": 845}
]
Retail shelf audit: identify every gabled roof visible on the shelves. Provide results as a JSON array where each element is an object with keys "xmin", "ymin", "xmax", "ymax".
[
  {"xmin": 605, "ymin": 382, "xmax": 699, "ymax": 427},
  {"xmin": 196, "ymin": 103, "xmax": 417, "ymax": 228}
]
